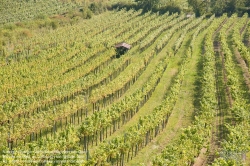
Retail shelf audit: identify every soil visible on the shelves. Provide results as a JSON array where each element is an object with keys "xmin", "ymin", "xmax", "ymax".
[{"xmin": 193, "ymin": 148, "xmax": 207, "ymax": 166}]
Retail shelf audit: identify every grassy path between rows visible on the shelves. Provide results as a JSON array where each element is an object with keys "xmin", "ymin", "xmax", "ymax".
[{"xmin": 126, "ymin": 24, "xmax": 208, "ymax": 165}]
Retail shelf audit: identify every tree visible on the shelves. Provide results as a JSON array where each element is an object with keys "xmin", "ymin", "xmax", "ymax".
[
  {"xmin": 211, "ymin": 0, "xmax": 227, "ymax": 16},
  {"xmin": 135, "ymin": 0, "xmax": 160, "ymax": 11},
  {"xmin": 227, "ymin": 0, "xmax": 248, "ymax": 15},
  {"xmin": 188, "ymin": 0, "xmax": 207, "ymax": 16},
  {"xmin": 211, "ymin": 0, "xmax": 248, "ymax": 16}
]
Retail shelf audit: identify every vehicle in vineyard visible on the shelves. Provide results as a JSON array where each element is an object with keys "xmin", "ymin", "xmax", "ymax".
[{"xmin": 115, "ymin": 42, "xmax": 132, "ymax": 58}]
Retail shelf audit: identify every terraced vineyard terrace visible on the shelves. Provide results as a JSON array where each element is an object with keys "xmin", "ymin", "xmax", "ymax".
[{"xmin": 0, "ymin": 8, "xmax": 250, "ymax": 166}]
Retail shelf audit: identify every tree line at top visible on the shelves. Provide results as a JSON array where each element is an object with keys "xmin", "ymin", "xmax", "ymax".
[
  {"xmin": 187, "ymin": 0, "xmax": 250, "ymax": 16},
  {"xmin": 115, "ymin": 0, "xmax": 250, "ymax": 16}
]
